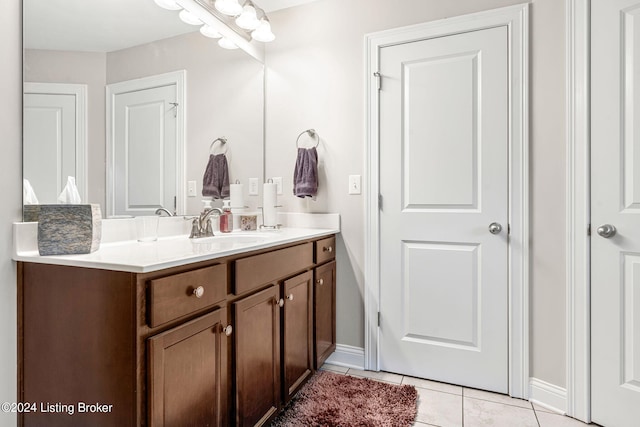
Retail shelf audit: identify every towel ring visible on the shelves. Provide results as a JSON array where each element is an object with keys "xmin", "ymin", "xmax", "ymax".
[
  {"xmin": 296, "ymin": 129, "xmax": 320, "ymax": 148},
  {"xmin": 209, "ymin": 137, "xmax": 228, "ymax": 155}
]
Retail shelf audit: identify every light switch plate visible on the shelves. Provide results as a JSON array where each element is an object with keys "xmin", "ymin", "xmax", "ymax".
[
  {"xmin": 273, "ymin": 177, "xmax": 283, "ymax": 195},
  {"xmin": 349, "ymin": 175, "xmax": 361, "ymax": 195},
  {"xmin": 187, "ymin": 181, "xmax": 197, "ymax": 197},
  {"xmin": 249, "ymin": 178, "xmax": 259, "ymax": 196}
]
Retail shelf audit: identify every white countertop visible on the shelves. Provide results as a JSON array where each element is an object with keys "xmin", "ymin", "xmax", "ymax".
[{"xmin": 13, "ymin": 213, "xmax": 340, "ymax": 273}]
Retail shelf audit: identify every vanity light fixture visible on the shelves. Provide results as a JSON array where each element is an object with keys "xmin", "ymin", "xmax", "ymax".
[
  {"xmin": 200, "ymin": 25, "xmax": 223, "ymax": 39},
  {"xmin": 154, "ymin": 0, "xmax": 182, "ymax": 10},
  {"xmin": 251, "ymin": 17, "xmax": 275, "ymax": 42},
  {"xmin": 179, "ymin": 9, "xmax": 203, "ymax": 25},
  {"xmin": 214, "ymin": 0, "xmax": 243, "ymax": 16},
  {"xmin": 218, "ymin": 37, "xmax": 239, "ymax": 49},
  {"xmin": 152, "ymin": 0, "xmax": 275, "ymax": 51},
  {"xmin": 235, "ymin": 2, "xmax": 261, "ymax": 30}
]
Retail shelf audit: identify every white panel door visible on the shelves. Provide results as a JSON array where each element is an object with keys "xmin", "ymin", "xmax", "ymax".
[
  {"xmin": 379, "ymin": 25, "xmax": 508, "ymax": 393},
  {"xmin": 112, "ymin": 84, "xmax": 177, "ymax": 216},
  {"xmin": 23, "ymin": 92, "xmax": 77, "ymax": 204},
  {"xmin": 592, "ymin": 1, "xmax": 640, "ymax": 425}
]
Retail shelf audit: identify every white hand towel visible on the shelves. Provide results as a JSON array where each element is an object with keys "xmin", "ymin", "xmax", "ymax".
[
  {"xmin": 23, "ymin": 179, "xmax": 39, "ymax": 205},
  {"xmin": 57, "ymin": 176, "xmax": 82, "ymax": 204}
]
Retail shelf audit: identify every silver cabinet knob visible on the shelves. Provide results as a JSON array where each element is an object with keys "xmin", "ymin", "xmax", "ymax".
[
  {"xmin": 323, "ymin": 246, "xmax": 333, "ymax": 253},
  {"xmin": 317, "ymin": 278, "xmax": 324, "ymax": 286},
  {"xmin": 286, "ymin": 293, "xmax": 294, "ymax": 301},
  {"xmin": 223, "ymin": 325, "xmax": 233, "ymax": 336},
  {"xmin": 597, "ymin": 224, "xmax": 617, "ymax": 238},
  {"xmin": 488, "ymin": 222, "xmax": 502, "ymax": 235},
  {"xmin": 275, "ymin": 298, "xmax": 284, "ymax": 308},
  {"xmin": 193, "ymin": 286, "xmax": 205, "ymax": 298}
]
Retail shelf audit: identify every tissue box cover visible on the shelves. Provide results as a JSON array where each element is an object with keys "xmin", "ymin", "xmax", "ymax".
[
  {"xmin": 37, "ymin": 204, "xmax": 102, "ymax": 256},
  {"xmin": 240, "ymin": 215, "xmax": 258, "ymax": 231}
]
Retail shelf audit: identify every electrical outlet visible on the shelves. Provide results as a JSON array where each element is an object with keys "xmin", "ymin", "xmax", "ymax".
[
  {"xmin": 249, "ymin": 178, "xmax": 259, "ymax": 196},
  {"xmin": 273, "ymin": 177, "xmax": 283, "ymax": 195},
  {"xmin": 187, "ymin": 180, "xmax": 197, "ymax": 197},
  {"xmin": 348, "ymin": 175, "xmax": 361, "ymax": 195}
]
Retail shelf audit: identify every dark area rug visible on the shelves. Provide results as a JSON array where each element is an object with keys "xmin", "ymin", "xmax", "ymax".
[{"xmin": 270, "ymin": 370, "xmax": 418, "ymax": 427}]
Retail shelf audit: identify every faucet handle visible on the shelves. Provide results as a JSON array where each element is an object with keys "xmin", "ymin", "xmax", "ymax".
[
  {"xmin": 205, "ymin": 218, "xmax": 214, "ymax": 237},
  {"xmin": 189, "ymin": 217, "xmax": 200, "ymax": 238}
]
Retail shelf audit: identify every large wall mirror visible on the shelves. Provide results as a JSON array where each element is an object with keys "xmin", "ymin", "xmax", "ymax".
[{"xmin": 23, "ymin": 0, "xmax": 265, "ymax": 218}]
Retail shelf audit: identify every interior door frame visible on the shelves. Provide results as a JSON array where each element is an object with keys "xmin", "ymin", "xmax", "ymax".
[
  {"xmin": 105, "ymin": 70, "xmax": 186, "ymax": 217},
  {"xmin": 364, "ymin": 3, "xmax": 530, "ymax": 399},
  {"xmin": 23, "ymin": 82, "xmax": 88, "ymax": 202},
  {"xmin": 566, "ymin": 0, "xmax": 591, "ymax": 423}
]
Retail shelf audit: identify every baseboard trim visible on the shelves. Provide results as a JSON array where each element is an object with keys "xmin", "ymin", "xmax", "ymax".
[
  {"xmin": 325, "ymin": 344, "xmax": 365, "ymax": 370},
  {"xmin": 529, "ymin": 377, "xmax": 567, "ymax": 414}
]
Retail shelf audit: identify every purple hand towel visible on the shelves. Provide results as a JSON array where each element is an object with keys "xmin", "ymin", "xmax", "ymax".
[
  {"xmin": 293, "ymin": 147, "xmax": 318, "ymax": 198},
  {"xmin": 202, "ymin": 154, "xmax": 230, "ymax": 199}
]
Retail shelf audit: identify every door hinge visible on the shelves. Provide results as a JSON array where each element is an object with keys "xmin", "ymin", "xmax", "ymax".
[
  {"xmin": 508, "ymin": 223, "xmax": 511, "ymax": 235},
  {"xmin": 378, "ymin": 194, "xmax": 383, "ymax": 210},
  {"xmin": 587, "ymin": 223, "xmax": 591, "ymax": 236},
  {"xmin": 374, "ymin": 71, "xmax": 382, "ymax": 90},
  {"xmin": 377, "ymin": 312, "xmax": 381, "ymax": 327}
]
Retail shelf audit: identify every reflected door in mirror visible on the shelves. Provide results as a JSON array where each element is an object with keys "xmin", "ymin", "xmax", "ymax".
[
  {"xmin": 110, "ymin": 80, "xmax": 178, "ymax": 216},
  {"xmin": 23, "ymin": 82, "xmax": 87, "ymax": 204}
]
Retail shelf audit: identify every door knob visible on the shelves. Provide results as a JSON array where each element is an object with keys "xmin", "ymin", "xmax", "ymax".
[
  {"xmin": 597, "ymin": 224, "xmax": 617, "ymax": 238},
  {"xmin": 488, "ymin": 222, "xmax": 502, "ymax": 235},
  {"xmin": 223, "ymin": 325, "xmax": 233, "ymax": 336}
]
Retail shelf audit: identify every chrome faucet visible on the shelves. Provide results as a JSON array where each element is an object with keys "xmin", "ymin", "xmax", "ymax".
[
  {"xmin": 155, "ymin": 207, "xmax": 174, "ymax": 217},
  {"xmin": 189, "ymin": 207, "xmax": 223, "ymax": 238}
]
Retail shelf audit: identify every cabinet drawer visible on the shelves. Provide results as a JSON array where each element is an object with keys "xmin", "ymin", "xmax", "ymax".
[
  {"xmin": 315, "ymin": 236, "xmax": 335, "ymax": 264},
  {"xmin": 148, "ymin": 264, "xmax": 227, "ymax": 327},
  {"xmin": 235, "ymin": 243, "xmax": 313, "ymax": 295}
]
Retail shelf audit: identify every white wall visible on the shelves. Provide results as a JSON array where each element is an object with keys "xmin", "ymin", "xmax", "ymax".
[
  {"xmin": 0, "ymin": 0, "xmax": 23, "ymax": 425},
  {"xmin": 265, "ymin": 0, "xmax": 567, "ymax": 388}
]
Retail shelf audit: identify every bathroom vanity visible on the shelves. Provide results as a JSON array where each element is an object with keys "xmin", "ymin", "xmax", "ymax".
[{"xmin": 15, "ymin": 223, "xmax": 338, "ymax": 426}]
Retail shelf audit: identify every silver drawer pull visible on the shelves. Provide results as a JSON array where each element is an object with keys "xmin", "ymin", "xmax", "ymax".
[
  {"xmin": 323, "ymin": 246, "xmax": 333, "ymax": 253},
  {"xmin": 317, "ymin": 278, "xmax": 324, "ymax": 285},
  {"xmin": 193, "ymin": 286, "xmax": 205, "ymax": 298},
  {"xmin": 223, "ymin": 325, "xmax": 233, "ymax": 336},
  {"xmin": 286, "ymin": 293, "xmax": 294, "ymax": 301}
]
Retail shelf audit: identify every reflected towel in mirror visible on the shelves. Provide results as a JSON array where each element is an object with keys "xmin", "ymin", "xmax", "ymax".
[
  {"xmin": 202, "ymin": 154, "xmax": 230, "ymax": 199},
  {"xmin": 293, "ymin": 147, "xmax": 318, "ymax": 198}
]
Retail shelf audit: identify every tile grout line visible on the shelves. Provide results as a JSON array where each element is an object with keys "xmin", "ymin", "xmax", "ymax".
[{"xmin": 462, "ymin": 387, "xmax": 465, "ymax": 426}]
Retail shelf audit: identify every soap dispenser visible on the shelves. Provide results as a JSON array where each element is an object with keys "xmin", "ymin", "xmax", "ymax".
[{"xmin": 220, "ymin": 200, "xmax": 233, "ymax": 233}]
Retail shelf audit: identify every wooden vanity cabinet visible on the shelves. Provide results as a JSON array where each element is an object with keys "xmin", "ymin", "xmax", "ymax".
[
  {"xmin": 148, "ymin": 308, "xmax": 229, "ymax": 427},
  {"xmin": 282, "ymin": 271, "xmax": 314, "ymax": 402},
  {"xmin": 18, "ymin": 234, "xmax": 337, "ymax": 427},
  {"xmin": 233, "ymin": 286, "xmax": 281, "ymax": 427}
]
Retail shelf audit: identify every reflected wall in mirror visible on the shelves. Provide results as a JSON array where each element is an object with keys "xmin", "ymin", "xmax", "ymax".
[{"xmin": 23, "ymin": 0, "xmax": 264, "ymax": 218}]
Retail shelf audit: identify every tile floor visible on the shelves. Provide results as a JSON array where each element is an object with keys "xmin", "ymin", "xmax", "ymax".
[{"xmin": 319, "ymin": 364, "xmax": 591, "ymax": 427}]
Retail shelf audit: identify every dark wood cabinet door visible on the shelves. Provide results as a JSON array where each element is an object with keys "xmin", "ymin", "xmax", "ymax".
[
  {"xmin": 234, "ymin": 285, "xmax": 281, "ymax": 427},
  {"xmin": 314, "ymin": 261, "xmax": 336, "ymax": 369},
  {"xmin": 282, "ymin": 271, "xmax": 313, "ymax": 402},
  {"xmin": 148, "ymin": 308, "xmax": 229, "ymax": 427}
]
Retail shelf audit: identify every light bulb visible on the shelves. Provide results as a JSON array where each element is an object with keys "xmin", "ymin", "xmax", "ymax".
[
  {"xmin": 154, "ymin": 0, "xmax": 182, "ymax": 10},
  {"xmin": 179, "ymin": 9, "xmax": 203, "ymax": 25},
  {"xmin": 251, "ymin": 19, "xmax": 275, "ymax": 42},
  {"xmin": 218, "ymin": 38, "xmax": 239, "ymax": 50},
  {"xmin": 200, "ymin": 25, "xmax": 222, "ymax": 39},
  {"xmin": 214, "ymin": 0, "xmax": 243, "ymax": 16},
  {"xmin": 235, "ymin": 5, "xmax": 260, "ymax": 30}
]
